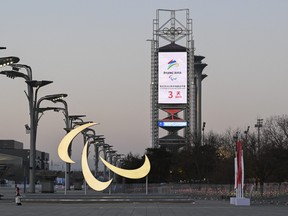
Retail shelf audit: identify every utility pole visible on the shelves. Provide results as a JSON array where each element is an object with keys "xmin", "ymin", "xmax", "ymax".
[
  {"xmin": 244, "ymin": 126, "xmax": 250, "ymax": 144},
  {"xmin": 202, "ymin": 122, "xmax": 206, "ymax": 145},
  {"xmin": 254, "ymin": 118, "xmax": 263, "ymax": 194},
  {"xmin": 255, "ymin": 118, "xmax": 263, "ymax": 156}
]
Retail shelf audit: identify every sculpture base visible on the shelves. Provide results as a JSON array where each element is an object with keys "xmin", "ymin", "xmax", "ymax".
[{"xmin": 230, "ymin": 197, "xmax": 250, "ymax": 206}]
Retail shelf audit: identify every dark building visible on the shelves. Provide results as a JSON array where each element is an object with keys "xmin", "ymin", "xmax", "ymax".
[{"xmin": 0, "ymin": 140, "xmax": 49, "ymax": 171}]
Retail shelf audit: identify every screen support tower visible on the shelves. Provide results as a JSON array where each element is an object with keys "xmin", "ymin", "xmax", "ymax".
[{"xmin": 148, "ymin": 9, "xmax": 207, "ymax": 150}]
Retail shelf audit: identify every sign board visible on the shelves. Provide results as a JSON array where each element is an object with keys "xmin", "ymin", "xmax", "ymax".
[{"xmin": 158, "ymin": 52, "xmax": 187, "ymax": 104}]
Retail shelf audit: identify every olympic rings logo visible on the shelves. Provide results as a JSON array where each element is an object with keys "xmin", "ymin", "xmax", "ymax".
[
  {"xmin": 162, "ymin": 27, "xmax": 183, "ymax": 36},
  {"xmin": 57, "ymin": 122, "xmax": 151, "ymax": 191}
]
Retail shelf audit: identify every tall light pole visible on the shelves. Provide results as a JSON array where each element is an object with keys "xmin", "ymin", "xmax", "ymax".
[
  {"xmin": 255, "ymin": 118, "xmax": 263, "ymax": 156},
  {"xmin": 9, "ymin": 65, "xmax": 35, "ymax": 193},
  {"xmin": 194, "ymin": 56, "xmax": 208, "ymax": 145},
  {"xmin": 202, "ymin": 122, "xmax": 206, "ymax": 145},
  {"xmin": 26, "ymin": 82, "xmax": 55, "ymax": 193},
  {"xmin": 64, "ymin": 115, "xmax": 86, "ymax": 190},
  {"xmin": 107, "ymin": 149, "xmax": 117, "ymax": 195},
  {"xmin": 87, "ymin": 135, "xmax": 105, "ymax": 176},
  {"xmin": 244, "ymin": 126, "xmax": 250, "ymax": 144},
  {"xmin": 97, "ymin": 143, "xmax": 112, "ymax": 180},
  {"xmin": 94, "ymin": 137, "xmax": 105, "ymax": 176},
  {"xmin": 233, "ymin": 131, "xmax": 240, "ymax": 152},
  {"xmin": 112, "ymin": 153, "xmax": 124, "ymax": 182},
  {"xmin": 33, "ymin": 94, "xmax": 68, "ymax": 163},
  {"xmin": 73, "ymin": 120, "xmax": 96, "ymax": 194},
  {"xmin": 46, "ymin": 97, "xmax": 70, "ymax": 191},
  {"xmin": 0, "ymin": 65, "xmax": 53, "ymax": 193}
]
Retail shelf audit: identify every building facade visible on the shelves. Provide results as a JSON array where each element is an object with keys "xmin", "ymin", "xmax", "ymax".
[{"xmin": 0, "ymin": 140, "xmax": 49, "ymax": 181}]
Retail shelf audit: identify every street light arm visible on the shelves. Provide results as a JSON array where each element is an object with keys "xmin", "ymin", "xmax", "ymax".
[
  {"xmin": 84, "ymin": 128, "xmax": 96, "ymax": 140},
  {"xmin": 33, "ymin": 86, "xmax": 41, "ymax": 111},
  {"xmin": 35, "ymin": 107, "xmax": 66, "ymax": 124},
  {"xmin": 24, "ymin": 90, "xmax": 30, "ymax": 101},
  {"xmin": 11, "ymin": 64, "xmax": 32, "ymax": 80},
  {"xmin": 0, "ymin": 70, "xmax": 30, "ymax": 80},
  {"xmin": 54, "ymin": 99, "xmax": 69, "ymax": 128}
]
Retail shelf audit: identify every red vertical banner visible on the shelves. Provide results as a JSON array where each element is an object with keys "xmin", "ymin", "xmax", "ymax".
[{"xmin": 236, "ymin": 141, "xmax": 242, "ymax": 187}]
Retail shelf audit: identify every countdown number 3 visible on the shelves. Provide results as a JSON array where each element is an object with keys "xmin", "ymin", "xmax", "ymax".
[{"xmin": 168, "ymin": 91, "xmax": 173, "ymax": 98}]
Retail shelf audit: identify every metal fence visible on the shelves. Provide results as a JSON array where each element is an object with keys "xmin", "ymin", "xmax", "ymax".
[
  {"xmin": 1, "ymin": 182, "xmax": 288, "ymax": 199},
  {"xmin": 109, "ymin": 182, "xmax": 288, "ymax": 199}
]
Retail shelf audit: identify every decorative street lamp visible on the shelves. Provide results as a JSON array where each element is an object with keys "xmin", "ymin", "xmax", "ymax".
[
  {"xmin": 64, "ymin": 115, "xmax": 88, "ymax": 192},
  {"xmin": 111, "ymin": 153, "xmax": 124, "ymax": 187},
  {"xmin": 87, "ymin": 134, "xmax": 105, "ymax": 176},
  {"xmin": 244, "ymin": 126, "xmax": 250, "ymax": 144},
  {"xmin": 255, "ymin": 118, "xmax": 263, "ymax": 156},
  {"xmin": 202, "ymin": 122, "xmax": 206, "ymax": 145},
  {"xmin": 0, "ymin": 64, "xmax": 53, "ymax": 193},
  {"xmin": 106, "ymin": 149, "xmax": 117, "ymax": 195},
  {"xmin": 47, "ymin": 97, "xmax": 71, "ymax": 191},
  {"xmin": 93, "ymin": 136, "xmax": 105, "ymax": 176},
  {"xmin": 75, "ymin": 120, "xmax": 96, "ymax": 195},
  {"xmin": 34, "ymin": 93, "xmax": 67, "ymax": 139},
  {"xmin": 97, "ymin": 143, "xmax": 112, "ymax": 180}
]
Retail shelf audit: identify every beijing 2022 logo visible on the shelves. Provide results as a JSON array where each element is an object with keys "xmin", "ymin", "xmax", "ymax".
[
  {"xmin": 167, "ymin": 59, "xmax": 179, "ymax": 70},
  {"xmin": 58, "ymin": 122, "xmax": 151, "ymax": 191}
]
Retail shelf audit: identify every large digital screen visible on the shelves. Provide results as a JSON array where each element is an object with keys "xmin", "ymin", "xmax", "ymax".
[
  {"xmin": 158, "ymin": 121, "xmax": 187, "ymax": 127},
  {"xmin": 158, "ymin": 52, "xmax": 187, "ymax": 104}
]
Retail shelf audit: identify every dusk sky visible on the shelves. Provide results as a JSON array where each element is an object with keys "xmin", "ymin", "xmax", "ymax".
[{"xmin": 1, "ymin": 0, "xmax": 288, "ymax": 166}]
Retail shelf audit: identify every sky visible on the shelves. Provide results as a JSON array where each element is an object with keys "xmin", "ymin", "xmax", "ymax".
[{"xmin": 0, "ymin": 0, "xmax": 288, "ymax": 166}]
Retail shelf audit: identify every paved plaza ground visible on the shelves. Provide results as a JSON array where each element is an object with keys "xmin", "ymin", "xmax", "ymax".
[
  {"xmin": 0, "ymin": 199, "xmax": 287, "ymax": 216},
  {"xmin": 1, "ymin": 187, "xmax": 288, "ymax": 216}
]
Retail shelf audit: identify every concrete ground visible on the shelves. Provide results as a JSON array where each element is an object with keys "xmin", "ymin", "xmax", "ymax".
[
  {"xmin": 0, "ymin": 199, "xmax": 287, "ymax": 216},
  {"xmin": 1, "ymin": 187, "xmax": 287, "ymax": 216}
]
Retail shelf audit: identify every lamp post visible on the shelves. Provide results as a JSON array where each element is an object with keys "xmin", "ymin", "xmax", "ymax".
[
  {"xmin": 34, "ymin": 94, "xmax": 67, "ymax": 181},
  {"xmin": 63, "ymin": 115, "xmax": 86, "ymax": 191},
  {"xmin": 244, "ymin": 126, "xmax": 250, "ymax": 144},
  {"xmin": 255, "ymin": 118, "xmax": 263, "ymax": 156},
  {"xmin": 0, "ymin": 65, "xmax": 53, "ymax": 193},
  {"xmin": 233, "ymin": 131, "xmax": 240, "ymax": 152},
  {"xmin": 27, "ymin": 86, "xmax": 61, "ymax": 194},
  {"xmin": 202, "ymin": 122, "xmax": 206, "ymax": 145},
  {"xmin": 72, "ymin": 120, "xmax": 98, "ymax": 195},
  {"xmin": 97, "ymin": 143, "xmax": 112, "ymax": 180},
  {"xmin": 46, "ymin": 97, "xmax": 71, "ymax": 191},
  {"xmin": 88, "ymin": 135, "xmax": 105, "ymax": 177},
  {"xmin": 107, "ymin": 149, "xmax": 117, "ymax": 195},
  {"xmin": 112, "ymin": 153, "xmax": 124, "ymax": 181},
  {"xmin": 94, "ymin": 137, "xmax": 105, "ymax": 177}
]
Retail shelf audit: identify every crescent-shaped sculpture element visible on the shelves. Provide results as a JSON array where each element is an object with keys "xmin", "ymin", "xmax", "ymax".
[
  {"xmin": 82, "ymin": 141, "xmax": 113, "ymax": 191},
  {"xmin": 58, "ymin": 122, "xmax": 98, "ymax": 163},
  {"xmin": 100, "ymin": 155, "xmax": 151, "ymax": 179}
]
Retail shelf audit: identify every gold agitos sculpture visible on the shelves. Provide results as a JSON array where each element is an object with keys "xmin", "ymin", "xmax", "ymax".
[
  {"xmin": 58, "ymin": 122, "xmax": 151, "ymax": 191},
  {"xmin": 58, "ymin": 122, "xmax": 98, "ymax": 163}
]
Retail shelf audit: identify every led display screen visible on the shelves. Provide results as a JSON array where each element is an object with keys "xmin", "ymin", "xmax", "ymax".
[
  {"xmin": 158, "ymin": 52, "xmax": 187, "ymax": 104},
  {"xmin": 158, "ymin": 121, "xmax": 188, "ymax": 127}
]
